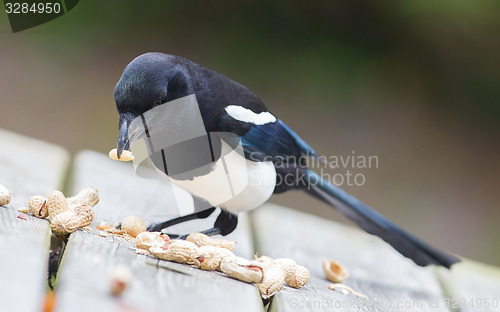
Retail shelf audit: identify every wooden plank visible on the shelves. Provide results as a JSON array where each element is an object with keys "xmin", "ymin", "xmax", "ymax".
[
  {"xmin": 0, "ymin": 129, "xmax": 70, "ymax": 312},
  {"xmin": 56, "ymin": 230, "xmax": 263, "ymax": 312},
  {"xmin": 54, "ymin": 150, "xmax": 262, "ymax": 312},
  {"xmin": 436, "ymin": 260, "xmax": 500, "ymax": 312},
  {"xmin": 252, "ymin": 204, "xmax": 450, "ymax": 312}
]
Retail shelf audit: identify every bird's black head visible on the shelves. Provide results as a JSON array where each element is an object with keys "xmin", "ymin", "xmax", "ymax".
[{"xmin": 114, "ymin": 52, "xmax": 189, "ymax": 158}]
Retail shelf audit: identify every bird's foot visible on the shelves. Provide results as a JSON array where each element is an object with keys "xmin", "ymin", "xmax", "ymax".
[
  {"xmin": 146, "ymin": 208, "xmax": 238, "ymax": 239},
  {"xmin": 146, "ymin": 222, "xmax": 169, "ymax": 232},
  {"xmin": 146, "ymin": 208, "xmax": 216, "ymax": 232},
  {"xmin": 158, "ymin": 227, "xmax": 223, "ymax": 240}
]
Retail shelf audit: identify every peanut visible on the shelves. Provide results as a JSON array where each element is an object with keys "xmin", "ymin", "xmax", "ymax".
[
  {"xmin": 286, "ymin": 265, "xmax": 310, "ymax": 288},
  {"xmin": 148, "ymin": 236, "xmax": 267, "ymax": 285},
  {"xmin": 136, "ymin": 231, "xmax": 166, "ymax": 251},
  {"xmin": 108, "ymin": 148, "xmax": 134, "ymax": 162},
  {"xmin": 257, "ymin": 261, "xmax": 286, "ymax": 299},
  {"xmin": 150, "ymin": 240, "xmax": 198, "ymax": 264},
  {"xmin": 193, "ymin": 246, "xmax": 234, "ymax": 271},
  {"xmin": 47, "ymin": 190, "xmax": 68, "ymax": 219},
  {"xmin": 145, "ymin": 233, "xmax": 309, "ymax": 298},
  {"xmin": 66, "ymin": 187, "xmax": 99, "ymax": 208},
  {"xmin": 273, "ymin": 258, "xmax": 297, "ymax": 280},
  {"xmin": 121, "ymin": 216, "xmax": 146, "ymax": 238},
  {"xmin": 50, "ymin": 204, "xmax": 95, "ymax": 236},
  {"xmin": 0, "ymin": 184, "xmax": 11, "ymax": 206},
  {"xmin": 220, "ymin": 256, "xmax": 263, "ymax": 283},
  {"xmin": 186, "ymin": 232, "xmax": 236, "ymax": 251},
  {"xmin": 254, "ymin": 256, "xmax": 309, "ymax": 289},
  {"xmin": 323, "ymin": 260, "xmax": 348, "ymax": 283},
  {"xmin": 27, "ymin": 195, "xmax": 48, "ymax": 218}
]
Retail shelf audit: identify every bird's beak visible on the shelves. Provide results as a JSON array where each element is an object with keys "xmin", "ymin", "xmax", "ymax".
[{"xmin": 117, "ymin": 113, "xmax": 134, "ymax": 159}]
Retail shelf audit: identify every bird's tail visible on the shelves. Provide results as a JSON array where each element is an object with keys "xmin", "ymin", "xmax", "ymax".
[{"xmin": 304, "ymin": 169, "xmax": 460, "ymax": 268}]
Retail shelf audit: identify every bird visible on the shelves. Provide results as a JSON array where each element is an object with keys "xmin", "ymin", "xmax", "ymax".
[{"xmin": 113, "ymin": 52, "xmax": 460, "ymax": 268}]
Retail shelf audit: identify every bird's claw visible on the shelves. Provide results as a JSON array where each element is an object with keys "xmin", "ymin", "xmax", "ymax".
[{"xmin": 146, "ymin": 223, "xmax": 163, "ymax": 232}]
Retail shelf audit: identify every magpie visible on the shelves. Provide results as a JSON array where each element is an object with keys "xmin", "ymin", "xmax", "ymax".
[{"xmin": 113, "ymin": 52, "xmax": 460, "ymax": 268}]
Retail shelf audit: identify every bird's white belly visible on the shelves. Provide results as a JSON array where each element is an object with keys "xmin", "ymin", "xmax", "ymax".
[{"xmin": 166, "ymin": 141, "xmax": 276, "ymax": 213}]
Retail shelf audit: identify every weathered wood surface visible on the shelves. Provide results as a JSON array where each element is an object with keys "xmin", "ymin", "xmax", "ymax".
[
  {"xmin": 2, "ymin": 130, "xmax": 500, "ymax": 312},
  {"xmin": 436, "ymin": 260, "xmax": 500, "ymax": 312},
  {"xmin": 0, "ymin": 129, "xmax": 69, "ymax": 312},
  {"xmin": 56, "ymin": 230, "xmax": 263, "ymax": 312},
  {"xmin": 54, "ymin": 150, "xmax": 263, "ymax": 312},
  {"xmin": 252, "ymin": 204, "xmax": 450, "ymax": 312}
]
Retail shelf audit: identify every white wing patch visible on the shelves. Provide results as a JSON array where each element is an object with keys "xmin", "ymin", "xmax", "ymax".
[{"xmin": 225, "ymin": 105, "xmax": 276, "ymax": 125}]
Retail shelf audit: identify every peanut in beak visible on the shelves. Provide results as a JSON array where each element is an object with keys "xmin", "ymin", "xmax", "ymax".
[{"xmin": 108, "ymin": 148, "xmax": 134, "ymax": 161}]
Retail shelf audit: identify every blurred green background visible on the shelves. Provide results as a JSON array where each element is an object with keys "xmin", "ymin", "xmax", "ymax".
[{"xmin": 1, "ymin": 1, "xmax": 499, "ymax": 265}]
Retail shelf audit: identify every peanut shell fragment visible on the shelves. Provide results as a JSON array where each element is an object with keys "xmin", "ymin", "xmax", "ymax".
[
  {"xmin": 136, "ymin": 231, "xmax": 166, "ymax": 251},
  {"xmin": 0, "ymin": 184, "xmax": 11, "ymax": 206},
  {"xmin": 323, "ymin": 260, "xmax": 348, "ymax": 283},
  {"xmin": 329, "ymin": 283, "xmax": 368, "ymax": 299},
  {"xmin": 220, "ymin": 256, "xmax": 263, "ymax": 283},
  {"xmin": 257, "ymin": 262, "xmax": 286, "ymax": 299},
  {"xmin": 109, "ymin": 148, "xmax": 134, "ymax": 161},
  {"xmin": 27, "ymin": 195, "xmax": 48, "ymax": 218}
]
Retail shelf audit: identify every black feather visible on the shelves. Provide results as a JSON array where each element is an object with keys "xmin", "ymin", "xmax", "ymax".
[{"xmin": 304, "ymin": 170, "xmax": 461, "ymax": 268}]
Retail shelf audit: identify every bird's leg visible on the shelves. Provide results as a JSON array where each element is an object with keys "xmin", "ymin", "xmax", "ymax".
[
  {"xmin": 146, "ymin": 207, "xmax": 216, "ymax": 232},
  {"xmin": 174, "ymin": 209, "xmax": 239, "ymax": 240}
]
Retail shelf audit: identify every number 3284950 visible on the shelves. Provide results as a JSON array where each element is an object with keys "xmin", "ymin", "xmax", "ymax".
[
  {"xmin": 5, "ymin": 2, "xmax": 62, "ymax": 14},
  {"xmin": 444, "ymin": 297, "xmax": 499, "ymax": 309}
]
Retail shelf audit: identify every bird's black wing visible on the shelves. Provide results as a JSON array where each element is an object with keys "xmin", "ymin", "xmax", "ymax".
[{"xmin": 218, "ymin": 115, "xmax": 320, "ymax": 163}]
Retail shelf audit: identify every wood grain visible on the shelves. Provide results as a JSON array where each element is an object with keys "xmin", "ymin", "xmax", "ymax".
[
  {"xmin": 0, "ymin": 129, "xmax": 69, "ymax": 312},
  {"xmin": 252, "ymin": 204, "xmax": 450, "ymax": 312},
  {"xmin": 54, "ymin": 150, "xmax": 262, "ymax": 312}
]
